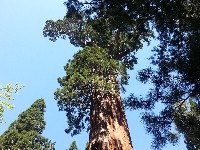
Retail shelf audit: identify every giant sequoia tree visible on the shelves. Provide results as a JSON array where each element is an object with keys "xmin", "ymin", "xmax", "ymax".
[
  {"xmin": 0, "ymin": 99, "xmax": 55, "ymax": 149},
  {"xmin": 43, "ymin": 0, "xmax": 153, "ymax": 149},
  {"xmin": 44, "ymin": 0, "xmax": 199, "ymax": 149}
]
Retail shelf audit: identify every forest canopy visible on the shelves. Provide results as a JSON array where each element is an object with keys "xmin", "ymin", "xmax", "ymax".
[{"xmin": 43, "ymin": 0, "xmax": 200, "ymax": 149}]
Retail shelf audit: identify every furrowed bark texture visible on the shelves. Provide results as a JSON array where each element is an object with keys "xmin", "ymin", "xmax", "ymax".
[{"xmin": 89, "ymin": 76, "xmax": 133, "ymax": 150}]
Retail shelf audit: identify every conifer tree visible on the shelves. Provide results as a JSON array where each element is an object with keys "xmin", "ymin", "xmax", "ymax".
[
  {"xmin": 174, "ymin": 99, "xmax": 200, "ymax": 150},
  {"xmin": 44, "ymin": 0, "xmax": 200, "ymax": 149},
  {"xmin": 85, "ymin": 142, "xmax": 89, "ymax": 150},
  {"xmin": 68, "ymin": 141, "xmax": 78, "ymax": 150},
  {"xmin": 0, "ymin": 99, "xmax": 55, "ymax": 149},
  {"xmin": 124, "ymin": 0, "xmax": 200, "ymax": 149},
  {"xmin": 43, "ymin": 0, "xmax": 153, "ymax": 149}
]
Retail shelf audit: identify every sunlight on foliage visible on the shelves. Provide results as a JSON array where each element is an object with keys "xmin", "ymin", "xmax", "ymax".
[{"xmin": 0, "ymin": 83, "xmax": 24, "ymax": 123}]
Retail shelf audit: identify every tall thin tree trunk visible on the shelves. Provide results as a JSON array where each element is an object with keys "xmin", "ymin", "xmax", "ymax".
[{"xmin": 89, "ymin": 75, "xmax": 133, "ymax": 150}]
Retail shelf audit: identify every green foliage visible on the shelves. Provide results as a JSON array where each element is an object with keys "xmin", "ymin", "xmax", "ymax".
[
  {"xmin": 0, "ymin": 83, "xmax": 24, "ymax": 123},
  {"xmin": 68, "ymin": 141, "xmax": 78, "ymax": 150},
  {"xmin": 0, "ymin": 99, "xmax": 55, "ymax": 149},
  {"xmin": 44, "ymin": 0, "xmax": 154, "ymax": 138},
  {"xmin": 55, "ymin": 45, "xmax": 129, "ymax": 135},
  {"xmin": 43, "ymin": 0, "xmax": 154, "ymax": 69},
  {"xmin": 44, "ymin": 0, "xmax": 200, "ymax": 149},
  {"xmin": 174, "ymin": 99, "xmax": 200, "ymax": 150},
  {"xmin": 85, "ymin": 142, "xmax": 89, "ymax": 150},
  {"xmin": 124, "ymin": 0, "xmax": 200, "ymax": 149}
]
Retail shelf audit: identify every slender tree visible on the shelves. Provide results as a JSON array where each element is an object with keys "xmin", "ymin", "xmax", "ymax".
[
  {"xmin": 0, "ymin": 99, "xmax": 55, "ymax": 149},
  {"xmin": 44, "ymin": 0, "xmax": 153, "ymax": 149},
  {"xmin": 68, "ymin": 141, "xmax": 78, "ymax": 150},
  {"xmin": 85, "ymin": 142, "xmax": 89, "ymax": 150}
]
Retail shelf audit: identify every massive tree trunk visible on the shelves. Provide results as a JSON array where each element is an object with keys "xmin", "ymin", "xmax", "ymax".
[{"xmin": 89, "ymin": 76, "xmax": 133, "ymax": 150}]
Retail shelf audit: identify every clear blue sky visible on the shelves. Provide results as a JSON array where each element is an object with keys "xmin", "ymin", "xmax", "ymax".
[{"xmin": 0, "ymin": 1, "xmax": 187, "ymax": 150}]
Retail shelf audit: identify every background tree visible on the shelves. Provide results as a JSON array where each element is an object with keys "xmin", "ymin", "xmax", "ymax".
[
  {"xmin": 0, "ymin": 83, "xmax": 24, "ymax": 123},
  {"xmin": 124, "ymin": 0, "xmax": 200, "ymax": 149},
  {"xmin": 174, "ymin": 99, "xmax": 200, "ymax": 150},
  {"xmin": 85, "ymin": 142, "xmax": 89, "ymax": 150},
  {"xmin": 68, "ymin": 141, "xmax": 78, "ymax": 150},
  {"xmin": 43, "ymin": 0, "xmax": 153, "ymax": 149},
  {"xmin": 0, "ymin": 99, "xmax": 55, "ymax": 149}
]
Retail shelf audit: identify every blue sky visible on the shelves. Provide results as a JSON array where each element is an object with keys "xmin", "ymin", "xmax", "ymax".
[{"xmin": 0, "ymin": 1, "xmax": 187, "ymax": 150}]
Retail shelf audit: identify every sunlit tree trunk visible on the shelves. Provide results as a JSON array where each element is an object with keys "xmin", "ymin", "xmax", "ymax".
[{"xmin": 89, "ymin": 75, "xmax": 133, "ymax": 150}]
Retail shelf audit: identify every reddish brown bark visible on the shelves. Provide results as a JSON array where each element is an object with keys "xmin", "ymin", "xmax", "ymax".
[{"xmin": 89, "ymin": 76, "xmax": 133, "ymax": 150}]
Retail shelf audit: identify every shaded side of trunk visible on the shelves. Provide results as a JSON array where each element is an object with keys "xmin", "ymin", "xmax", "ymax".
[{"xmin": 89, "ymin": 76, "xmax": 133, "ymax": 150}]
